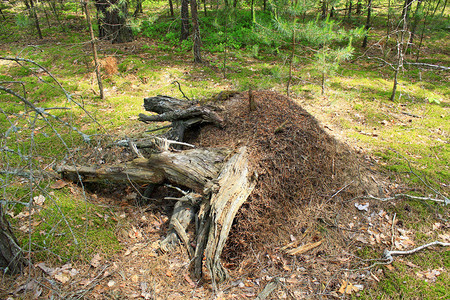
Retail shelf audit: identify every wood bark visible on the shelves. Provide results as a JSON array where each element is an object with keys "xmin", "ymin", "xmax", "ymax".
[
  {"xmin": 95, "ymin": 0, "xmax": 133, "ymax": 43},
  {"xmin": 58, "ymin": 148, "xmax": 230, "ymax": 192},
  {"xmin": 139, "ymin": 95, "xmax": 223, "ymax": 142},
  {"xmin": 203, "ymin": 147, "xmax": 256, "ymax": 285},
  {"xmin": 0, "ymin": 205, "xmax": 25, "ymax": 274},
  {"xmin": 191, "ymin": 0, "xmax": 202, "ymax": 63},
  {"xmin": 83, "ymin": 0, "xmax": 104, "ymax": 100},
  {"xmin": 180, "ymin": 0, "xmax": 190, "ymax": 42}
]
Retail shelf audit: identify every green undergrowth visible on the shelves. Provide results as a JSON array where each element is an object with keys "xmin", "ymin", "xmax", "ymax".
[{"xmin": 12, "ymin": 188, "xmax": 122, "ymax": 262}]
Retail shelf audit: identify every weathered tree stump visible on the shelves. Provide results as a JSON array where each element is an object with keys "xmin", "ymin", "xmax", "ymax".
[{"xmin": 58, "ymin": 95, "xmax": 255, "ymax": 286}]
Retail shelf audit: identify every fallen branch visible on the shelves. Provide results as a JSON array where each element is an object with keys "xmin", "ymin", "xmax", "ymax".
[
  {"xmin": 404, "ymin": 62, "xmax": 450, "ymax": 71},
  {"xmin": 383, "ymin": 241, "xmax": 450, "ymax": 263},
  {"xmin": 360, "ymin": 194, "xmax": 448, "ymax": 205},
  {"xmin": 345, "ymin": 241, "xmax": 450, "ymax": 271}
]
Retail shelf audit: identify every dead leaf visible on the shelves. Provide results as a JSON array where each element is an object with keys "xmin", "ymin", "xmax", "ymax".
[
  {"xmin": 355, "ymin": 235, "xmax": 368, "ymax": 244},
  {"xmin": 33, "ymin": 195, "xmax": 45, "ymax": 205},
  {"xmin": 50, "ymin": 180, "xmax": 67, "ymax": 190},
  {"xmin": 338, "ymin": 280, "xmax": 359, "ymax": 294},
  {"xmin": 54, "ymin": 272, "xmax": 70, "ymax": 284},
  {"xmin": 131, "ymin": 274, "xmax": 139, "ymax": 282},
  {"xmin": 107, "ymin": 280, "xmax": 115, "ymax": 287},
  {"xmin": 36, "ymin": 262, "xmax": 55, "ymax": 275},
  {"xmin": 406, "ymin": 261, "xmax": 420, "ymax": 268},
  {"xmin": 355, "ymin": 202, "xmax": 369, "ymax": 211},
  {"xmin": 129, "ymin": 226, "xmax": 142, "ymax": 239},
  {"xmin": 90, "ymin": 253, "xmax": 102, "ymax": 268},
  {"xmin": 166, "ymin": 270, "xmax": 173, "ymax": 277}
]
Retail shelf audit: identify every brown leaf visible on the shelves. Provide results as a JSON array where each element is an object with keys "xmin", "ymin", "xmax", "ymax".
[
  {"xmin": 54, "ymin": 272, "xmax": 70, "ymax": 284},
  {"xmin": 33, "ymin": 195, "xmax": 45, "ymax": 205},
  {"xmin": 50, "ymin": 180, "xmax": 67, "ymax": 190},
  {"xmin": 90, "ymin": 253, "xmax": 102, "ymax": 268}
]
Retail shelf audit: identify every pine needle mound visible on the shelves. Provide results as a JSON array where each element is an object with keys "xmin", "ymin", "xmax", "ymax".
[{"xmin": 187, "ymin": 91, "xmax": 381, "ymax": 265}]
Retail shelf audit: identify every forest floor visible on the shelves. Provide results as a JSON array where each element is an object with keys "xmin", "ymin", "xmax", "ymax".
[{"xmin": 1, "ymin": 8, "xmax": 449, "ymax": 299}]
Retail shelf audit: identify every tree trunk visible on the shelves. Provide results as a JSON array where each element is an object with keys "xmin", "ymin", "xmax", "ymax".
[
  {"xmin": 169, "ymin": 0, "xmax": 174, "ymax": 16},
  {"xmin": 408, "ymin": 0, "xmax": 422, "ymax": 49},
  {"xmin": 95, "ymin": 0, "xmax": 133, "ymax": 43},
  {"xmin": 133, "ymin": 0, "xmax": 143, "ymax": 17},
  {"xmin": 347, "ymin": 0, "xmax": 352, "ymax": 20},
  {"xmin": 362, "ymin": 0, "xmax": 372, "ymax": 48},
  {"xmin": 191, "ymin": 0, "xmax": 202, "ymax": 63},
  {"xmin": 0, "ymin": 205, "xmax": 25, "ymax": 274},
  {"xmin": 180, "ymin": 0, "xmax": 190, "ymax": 42},
  {"xmin": 84, "ymin": 0, "xmax": 104, "ymax": 100},
  {"xmin": 24, "ymin": 0, "xmax": 43, "ymax": 39}
]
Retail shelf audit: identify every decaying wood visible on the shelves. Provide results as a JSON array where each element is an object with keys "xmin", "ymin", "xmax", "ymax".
[
  {"xmin": 58, "ymin": 148, "xmax": 230, "ymax": 192},
  {"xmin": 59, "ymin": 94, "xmax": 261, "ymax": 286},
  {"xmin": 138, "ymin": 95, "xmax": 224, "ymax": 142},
  {"xmin": 202, "ymin": 147, "xmax": 257, "ymax": 286},
  {"xmin": 57, "ymin": 158, "xmax": 165, "ymax": 184},
  {"xmin": 160, "ymin": 192, "xmax": 202, "ymax": 254}
]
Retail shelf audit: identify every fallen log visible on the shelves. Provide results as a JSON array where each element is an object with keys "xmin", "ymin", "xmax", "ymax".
[{"xmin": 58, "ymin": 148, "xmax": 230, "ymax": 192}]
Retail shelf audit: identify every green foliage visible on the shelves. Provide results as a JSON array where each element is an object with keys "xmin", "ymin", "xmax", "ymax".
[{"xmin": 15, "ymin": 13, "xmax": 30, "ymax": 28}]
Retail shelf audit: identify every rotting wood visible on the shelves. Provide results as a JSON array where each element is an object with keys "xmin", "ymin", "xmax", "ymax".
[
  {"xmin": 160, "ymin": 194, "xmax": 200, "ymax": 256},
  {"xmin": 58, "ymin": 94, "xmax": 262, "ymax": 286},
  {"xmin": 58, "ymin": 148, "xmax": 231, "ymax": 192},
  {"xmin": 202, "ymin": 147, "xmax": 257, "ymax": 287},
  {"xmin": 57, "ymin": 158, "xmax": 165, "ymax": 184},
  {"xmin": 138, "ymin": 95, "xmax": 224, "ymax": 143}
]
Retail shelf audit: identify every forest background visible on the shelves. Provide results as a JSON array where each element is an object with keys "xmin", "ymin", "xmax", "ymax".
[{"xmin": 0, "ymin": 0, "xmax": 449, "ymax": 298}]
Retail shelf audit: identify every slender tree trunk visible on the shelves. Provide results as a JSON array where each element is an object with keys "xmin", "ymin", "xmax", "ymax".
[
  {"xmin": 321, "ymin": 0, "xmax": 327, "ymax": 19},
  {"xmin": 233, "ymin": 0, "xmax": 238, "ymax": 8},
  {"xmin": 441, "ymin": 0, "xmax": 447, "ymax": 15},
  {"xmin": 223, "ymin": 11, "xmax": 228, "ymax": 78},
  {"xmin": 169, "ymin": 0, "xmax": 175, "ymax": 17},
  {"xmin": 203, "ymin": 0, "xmax": 207, "ymax": 16},
  {"xmin": 133, "ymin": 0, "xmax": 143, "ymax": 17},
  {"xmin": 402, "ymin": 0, "xmax": 413, "ymax": 21},
  {"xmin": 362, "ymin": 0, "xmax": 372, "ymax": 48},
  {"xmin": 391, "ymin": 13, "xmax": 408, "ymax": 101},
  {"xmin": 321, "ymin": 72, "xmax": 325, "ymax": 95},
  {"xmin": 191, "ymin": 0, "xmax": 202, "ymax": 63},
  {"xmin": 0, "ymin": 205, "xmax": 25, "ymax": 274},
  {"xmin": 251, "ymin": 0, "xmax": 255, "ymax": 23},
  {"xmin": 84, "ymin": 1, "xmax": 104, "ymax": 100},
  {"xmin": 25, "ymin": 0, "xmax": 43, "ymax": 39},
  {"xmin": 180, "ymin": 0, "xmax": 190, "ymax": 42},
  {"xmin": 347, "ymin": 0, "xmax": 352, "ymax": 20},
  {"xmin": 408, "ymin": 0, "xmax": 422, "ymax": 52},
  {"xmin": 287, "ymin": 30, "xmax": 295, "ymax": 97}
]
